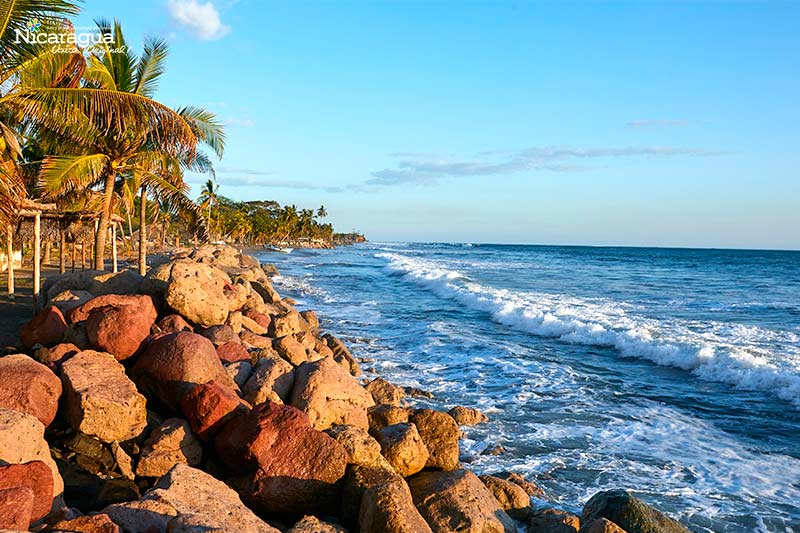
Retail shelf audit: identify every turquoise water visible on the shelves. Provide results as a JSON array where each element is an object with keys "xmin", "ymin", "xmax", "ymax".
[{"xmin": 259, "ymin": 243, "xmax": 800, "ymax": 532}]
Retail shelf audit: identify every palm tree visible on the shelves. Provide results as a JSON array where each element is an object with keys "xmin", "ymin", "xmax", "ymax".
[
  {"xmin": 0, "ymin": 0, "xmax": 82, "ymax": 227},
  {"xmin": 198, "ymin": 178, "xmax": 219, "ymax": 240},
  {"xmin": 316, "ymin": 205, "xmax": 327, "ymax": 219},
  {"xmin": 35, "ymin": 20, "xmax": 224, "ymax": 270}
]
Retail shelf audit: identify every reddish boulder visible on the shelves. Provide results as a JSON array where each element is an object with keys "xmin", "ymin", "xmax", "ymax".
[
  {"xmin": 244, "ymin": 308, "xmax": 270, "ymax": 329},
  {"xmin": 67, "ymin": 294, "xmax": 151, "ymax": 323},
  {"xmin": 214, "ymin": 402, "xmax": 348, "ymax": 515},
  {"xmin": 0, "ymin": 461, "xmax": 53, "ymax": 523},
  {"xmin": 0, "ymin": 354, "xmax": 62, "ymax": 427},
  {"xmin": 0, "ymin": 486, "xmax": 34, "ymax": 530},
  {"xmin": 529, "ymin": 508, "xmax": 581, "ymax": 533},
  {"xmin": 39, "ymin": 343, "xmax": 80, "ymax": 368},
  {"xmin": 83, "ymin": 295, "xmax": 158, "ymax": 360},
  {"xmin": 155, "ymin": 314, "xmax": 193, "ymax": 334},
  {"xmin": 217, "ymin": 341, "xmax": 251, "ymax": 363},
  {"xmin": 132, "ymin": 332, "xmax": 236, "ymax": 410},
  {"xmin": 200, "ymin": 324, "xmax": 238, "ymax": 347},
  {"xmin": 180, "ymin": 380, "xmax": 249, "ymax": 440},
  {"xmin": 49, "ymin": 513, "xmax": 121, "ymax": 533},
  {"xmin": 20, "ymin": 306, "xmax": 67, "ymax": 348}
]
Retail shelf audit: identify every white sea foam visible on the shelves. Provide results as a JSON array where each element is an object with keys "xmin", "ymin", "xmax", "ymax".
[{"xmin": 376, "ymin": 252, "xmax": 800, "ymax": 409}]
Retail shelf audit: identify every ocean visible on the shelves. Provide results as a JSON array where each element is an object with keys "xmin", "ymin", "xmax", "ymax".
[{"xmin": 257, "ymin": 242, "xmax": 800, "ymax": 533}]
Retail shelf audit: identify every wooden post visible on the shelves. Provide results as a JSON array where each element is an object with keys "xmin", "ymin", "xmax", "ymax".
[
  {"xmin": 139, "ymin": 186, "xmax": 147, "ymax": 276},
  {"xmin": 59, "ymin": 227, "xmax": 66, "ymax": 274},
  {"xmin": 111, "ymin": 223, "xmax": 118, "ymax": 273},
  {"xmin": 33, "ymin": 213, "xmax": 41, "ymax": 312},
  {"xmin": 6, "ymin": 224, "xmax": 14, "ymax": 298},
  {"xmin": 81, "ymin": 241, "xmax": 86, "ymax": 270},
  {"xmin": 71, "ymin": 241, "xmax": 76, "ymax": 272}
]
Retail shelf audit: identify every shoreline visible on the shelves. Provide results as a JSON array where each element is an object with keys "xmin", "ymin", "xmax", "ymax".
[{"xmin": 0, "ymin": 244, "xmax": 688, "ymax": 533}]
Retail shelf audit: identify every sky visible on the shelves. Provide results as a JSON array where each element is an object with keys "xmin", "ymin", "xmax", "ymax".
[{"xmin": 73, "ymin": 1, "xmax": 799, "ymax": 249}]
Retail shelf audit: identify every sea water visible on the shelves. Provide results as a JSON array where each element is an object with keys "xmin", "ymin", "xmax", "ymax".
[{"xmin": 258, "ymin": 243, "xmax": 800, "ymax": 532}]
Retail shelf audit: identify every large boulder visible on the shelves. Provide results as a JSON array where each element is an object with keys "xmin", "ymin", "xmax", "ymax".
[
  {"xmin": 0, "ymin": 409, "xmax": 63, "ymax": 512},
  {"xmin": 61, "ymin": 350, "xmax": 147, "ymax": 443},
  {"xmin": 106, "ymin": 464, "xmax": 279, "ymax": 533},
  {"xmin": 581, "ymin": 518, "xmax": 628, "ymax": 533},
  {"xmin": 376, "ymin": 423, "xmax": 429, "ymax": 477},
  {"xmin": 0, "ymin": 354, "xmax": 61, "ymax": 426},
  {"xmin": 359, "ymin": 477, "xmax": 434, "ymax": 533},
  {"xmin": 251, "ymin": 280, "xmax": 281, "ymax": 304},
  {"xmin": 136, "ymin": 418, "xmax": 203, "ymax": 478},
  {"xmin": 163, "ymin": 260, "xmax": 231, "ymax": 327},
  {"xmin": 44, "ymin": 270, "xmax": 102, "ymax": 300},
  {"xmin": 323, "ymin": 334, "xmax": 361, "ymax": 376},
  {"xmin": 49, "ymin": 290, "xmax": 93, "ymax": 314},
  {"xmin": 82, "ymin": 295, "xmax": 158, "ymax": 360},
  {"xmin": 342, "ymin": 464, "xmax": 403, "ymax": 527},
  {"xmin": 368, "ymin": 405, "xmax": 411, "ymax": 434},
  {"xmin": 20, "ymin": 306, "xmax": 67, "ymax": 348},
  {"xmin": 155, "ymin": 314, "xmax": 193, "ymax": 334},
  {"xmin": 409, "ymin": 409, "xmax": 460, "ymax": 471},
  {"xmin": 489, "ymin": 471, "xmax": 545, "ymax": 498},
  {"xmin": 290, "ymin": 357, "xmax": 375, "ymax": 430},
  {"xmin": 582, "ymin": 490, "xmax": 688, "ymax": 533},
  {"xmin": 217, "ymin": 340, "xmax": 251, "ymax": 363},
  {"xmin": 226, "ymin": 360, "xmax": 253, "ymax": 388},
  {"xmin": 407, "ymin": 469, "xmax": 516, "ymax": 533},
  {"xmin": 479, "ymin": 474, "xmax": 531, "ymax": 520},
  {"xmin": 268, "ymin": 310, "xmax": 308, "ymax": 337},
  {"xmin": 324, "ymin": 424, "xmax": 393, "ymax": 469},
  {"xmin": 366, "ymin": 378, "xmax": 406, "ymax": 406},
  {"xmin": 242, "ymin": 354, "xmax": 295, "ymax": 405},
  {"xmin": 48, "ymin": 513, "xmax": 121, "ymax": 533},
  {"xmin": 0, "ymin": 461, "xmax": 53, "ymax": 523},
  {"xmin": 88, "ymin": 270, "xmax": 144, "ymax": 296},
  {"xmin": 273, "ymin": 333, "xmax": 323, "ymax": 366},
  {"xmin": 179, "ymin": 380, "xmax": 249, "ymax": 441},
  {"xmin": 528, "ymin": 508, "xmax": 581, "ymax": 533},
  {"xmin": 0, "ymin": 486, "xmax": 34, "ymax": 530},
  {"xmin": 214, "ymin": 402, "xmax": 348, "ymax": 516},
  {"xmin": 132, "ymin": 332, "xmax": 236, "ymax": 410}
]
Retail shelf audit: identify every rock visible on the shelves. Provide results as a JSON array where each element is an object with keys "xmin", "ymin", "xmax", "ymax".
[
  {"xmin": 365, "ymin": 378, "xmax": 406, "ymax": 406},
  {"xmin": 217, "ymin": 341, "xmax": 250, "ymax": 363},
  {"xmin": 407, "ymin": 469, "xmax": 516, "ymax": 533},
  {"xmin": 242, "ymin": 354, "xmax": 295, "ymax": 405},
  {"xmin": 290, "ymin": 357, "xmax": 375, "ymax": 430},
  {"xmin": 132, "ymin": 332, "xmax": 236, "ymax": 410},
  {"xmin": 136, "ymin": 418, "xmax": 203, "ymax": 478},
  {"xmin": 225, "ymin": 281, "xmax": 251, "ymax": 313},
  {"xmin": 49, "ymin": 513, "xmax": 121, "ymax": 533},
  {"xmin": 225, "ymin": 360, "xmax": 253, "ymax": 388},
  {"xmin": 0, "ymin": 409, "xmax": 64, "ymax": 511},
  {"xmin": 214, "ymin": 402, "xmax": 348, "ymax": 516},
  {"xmin": 324, "ymin": 425, "xmax": 392, "ymax": 469},
  {"xmin": 179, "ymin": 380, "xmax": 249, "ymax": 441},
  {"xmin": 200, "ymin": 325, "xmax": 238, "ymax": 347},
  {"xmin": 404, "ymin": 386, "xmax": 434, "ymax": 399},
  {"xmin": 61, "ymin": 350, "xmax": 147, "ymax": 443},
  {"xmin": 83, "ymin": 295, "xmax": 158, "ymax": 360},
  {"xmin": 0, "ymin": 354, "xmax": 62, "ymax": 426},
  {"xmin": 240, "ymin": 312, "xmax": 267, "ymax": 334},
  {"xmin": 409, "ymin": 409, "xmax": 460, "ymax": 471},
  {"xmin": 244, "ymin": 309, "xmax": 270, "ymax": 329},
  {"xmin": 368, "ymin": 404, "xmax": 411, "ymax": 434},
  {"xmin": 226, "ymin": 310, "xmax": 244, "ymax": 334},
  {"xmin": 448, "ymin": 406, "xmax": 488, "ymax": 426},
  {"xmin": 110, "ymin": 442, "xmax": 135, "ymax": 480},
  {"xmin": 102, "ymin": 497, "xmax": 177, "ymax": 533},
  {"xmin": 581, "ymin": 518, "xmax": 628, "ymax": 533},
  {"xmin": 0, "ymin": 486, "xmax": 33, "ymax": 530},
  {"xmin": 240, "ymin": 330, "xmax": 274, "ymax": 350},
  {"xmin": 49, "ymin": 290, "xmax": 94, "ymax": 314},
  {"xmin": 261, "ymin": 263, "xmax": 280, "ymax": 277},
  {"xmin": 163, "ymin": 260, "xmax": 231, "ymax": 327},
  {"xmin": 45, "ymin": 270, "xmax": 103, "ymax": 300},
  {"xmin": 67, "ymin": 294, "xmax": 149, "ymax": 324},
  {"xmin": 528, "ymin": 508, "xmax": 580, "ymax": 533},
  {"xmin": 37, "ymin": 343, "xmax": 80, "ymax": 368},
  {"xmin": 359, "ymin": 477, "xmax": 433, "ymax": 533},
  {"xmin": 88, "ymin": 269, "xmax": 144, "ymax": 296},
  {"xmin": 299, "ymin": 310, "xmax": 319, "ymax": 329},
  {"xmin": 268, "ymin": 310, "xmax": 307, "ymax": 337},
  {"xmin": 0, "ymin": 461, "xmax": 52, "ymax": 523},
  {"xmin": 376, "ymin": 424, "xmax": 429, "ymax": 477},
  {"xmin": 481, "ymin": 444, "xmax": 505, "ymax": 456},
  {"xmin": 288, "ymin": 515, "xmax": 347, "ymax": 533},
  {"xmin": 479, "ymin": 475, "xmax": 531, "ymax": 520},
  {"xmin": 137, "ymin": 464, "xmax": 279, "ymax": 533},
  {"xmin": 323, "ymin": 334, "xmax": 361, "ymax": 376},
  {"xmin": 489, "ymin": 472, "xmax": 545, "ymax": 498},
  {"xmin": 273, "ymin": 334, "xmax": 319, "ymax": 366},
  {"xmin": 155, "ymin": 314, "xmax": 193, "ymax": 334},
  {"xmin": 342, "ymin": 464, "xmax": 403, "ymax": 527},
  {"xmin": 251, "ymin": 280, "xmax": 281, "ymax": 304},
  {"xmin": 20, "ymin": 306, "xmax": 67, "ymax": 348},
  {"xmin": 582, "ymin": 490, "xmax": 688, "ymax": 533}
]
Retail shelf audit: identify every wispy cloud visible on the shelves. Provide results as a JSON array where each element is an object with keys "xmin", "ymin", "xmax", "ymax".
[
  {"xmin": 168, "ymin": 0, "xmax": 230, "ymax": 40},
  {"xmin": 368, "ymin": 145, "xmax": 725, "ymax": 186},
  {"xmin": 626, "ymin": 119, "xmax": 689, "ymax": 128}
]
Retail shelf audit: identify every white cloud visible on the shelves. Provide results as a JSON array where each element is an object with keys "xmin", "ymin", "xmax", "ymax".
[{"xmin": 168, "ymin": 0, "xmax": 230, "ymax": 40}]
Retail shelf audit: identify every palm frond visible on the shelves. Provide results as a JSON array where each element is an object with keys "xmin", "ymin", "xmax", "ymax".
[
  {"xmin": 37, "ymin": 153, "xmax": 110, "ymax": 197},
  {"xmin": 0, "ymin": 0, "xmax": 81, "ymax": 69},
  {"xmin": 176, "ymin": 105, "xmax": 226, "ymax": 158},
  {"xmin": 133, "ymin": 36, "xmax": 168, "ymax": 97}
]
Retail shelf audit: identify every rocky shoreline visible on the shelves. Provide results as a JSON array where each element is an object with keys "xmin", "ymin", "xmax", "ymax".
[{"xmin": 0, "ymin": 244, "xmax": 689, "ymax": 533}]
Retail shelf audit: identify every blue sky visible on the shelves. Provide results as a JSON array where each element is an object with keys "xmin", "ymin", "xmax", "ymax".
[{"xmin": 75, "ymin": 1, "xmax": 799, "ymax": 249}]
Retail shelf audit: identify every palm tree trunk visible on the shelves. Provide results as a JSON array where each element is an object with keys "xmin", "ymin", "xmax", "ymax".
[
  {"xmin": 94, "ymin": 171, "xmax": 116, "ymax": 270},
  {"xmin": 139, "ymin": 186, "xmax": 147, "ymax": 276}
]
